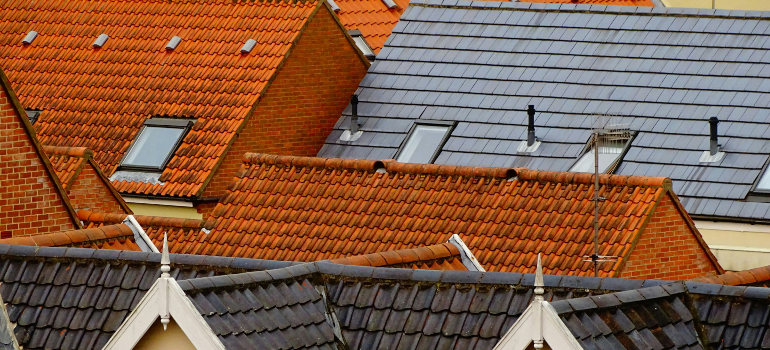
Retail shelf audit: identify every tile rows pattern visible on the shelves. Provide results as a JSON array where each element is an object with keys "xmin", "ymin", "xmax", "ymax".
[
  {"xmin": 691, "ymin": 285, "xmax": 770, "ymax": 349},
  {"xmin": 0, "ymin": 0, "xmax": 319, "ymax": 197},
  {"xmin": 0, "ymin": 244, "xmax": 297, "ymax": 349},
  {"xmin": 319, "ymin": 1, "xmax": 770, "ymax": 221},
  {"xmin": 77, "ymin": 210, "xmax": 205, "ymax": 252},
  {"xmin": 692, "ymin": 264, "xmax": 770, "ymax": 288},
  {"xmin": 553, "ymin": 283, "xmax": 702, "ymax": 349},
  {"xmin": 329, "ymin": 242, "xmax": 468, "ymax": 270},
  {"xmin": 197, "ymin": 154, "xmax": 670, "ymax": 276},
  {"xmin": 0, "ymin": 224, "xmax": 141, "ymax": 251},
  {"xmin": 186, "ymin": 279, "xmax": 342, "ymax": 349}
]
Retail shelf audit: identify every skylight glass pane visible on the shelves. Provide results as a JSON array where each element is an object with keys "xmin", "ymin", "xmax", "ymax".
[
  {"xmin": 397, "ymin": 125, "xmax": 450, "ymax": 164},
  {"xmin": 121, "ymin": 126, "xmax": 185, "ymax": 169},
  {"xmin": 570, "ymin": 145, "xmax": 624, "ymax": 174},
  {"xmin": 757, "ymin": 169, "xmax": 770, "ymax": 190}
]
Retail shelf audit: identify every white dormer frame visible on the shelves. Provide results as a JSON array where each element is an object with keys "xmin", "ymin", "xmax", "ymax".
[
  {"xmin": 492, "ymin": 255, "xmax": 583, "ymax": 350},
  {"xmin": 104, "ymin": 235, "xmax": 225, "ymax": 350}
]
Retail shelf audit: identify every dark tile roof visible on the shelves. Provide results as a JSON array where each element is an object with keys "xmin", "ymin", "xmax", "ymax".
[
  {"xmin": 180, "ymin": 262, "xmax": 770, "ymax": 350},
  {"xmin": 0, "ymin": 244, "xmax": 297, "ymax": 349},
  {"xmin": 318, "ymin": 1, "xmax": 770, "ymax": 223},
  {"xmin": 191, "ymin": 153, "xmax": 720, "ymax": 277}
]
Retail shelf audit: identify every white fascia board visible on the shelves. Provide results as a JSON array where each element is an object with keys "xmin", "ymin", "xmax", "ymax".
[
  {"xmin": 123, "ymin": 196, "xmax": 194, "ymax": 207},
  {"xmin": 123, "ymin": 215, "xmax": 160, "ymax": 253},
  {"xmin": 492, "ymin": 300, "xmax": 583, "ymax": 350},
  {"xmin": 104, "ymin": 278, "xmax": 224, "ymax": 350},
  {"xmin": 448, "ymin": 234, "xmax": 485, "ymax": 272}
]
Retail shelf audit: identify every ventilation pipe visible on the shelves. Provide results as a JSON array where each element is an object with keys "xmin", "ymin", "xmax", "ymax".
[
  {"xmin": 709, "ymin": 116, "xmax": 719, "ymax": 156},
  {"xmin": 350, "ymin": 94, "xmax": 359, "ymax": 134},
  {"xmin": 527, "ymin": 105, "xmax": 536, "ymax": 147}
]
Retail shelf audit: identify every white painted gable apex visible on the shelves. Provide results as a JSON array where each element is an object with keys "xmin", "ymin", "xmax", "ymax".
[
  {"xmin": 103, "ymin": 235, "xmax": 225, "ymax": 350},
  {"xmin": 492, "ymin": 254, "xmax": 583, "ymax": 350}
]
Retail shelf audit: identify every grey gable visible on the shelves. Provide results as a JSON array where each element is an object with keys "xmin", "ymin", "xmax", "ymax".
[{"xmin": 318, "ymin": 1, "xmax": 770, "ymax": 222}]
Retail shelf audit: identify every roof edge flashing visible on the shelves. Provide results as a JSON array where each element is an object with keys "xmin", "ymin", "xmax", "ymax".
[
  {"xmin": 448, "ymin": 234, "xmax": 485, "ymax": 272},
  {"xmin": 122, "ymin": 215, "xmax": 160, "ymax": 253},
  {"xmin": 22, "ymin": 31, "xmax": 37, "ymax": 45},
  {"xmin": 699, "ymin": 150, "xmax": 725, "ymax": 163}
]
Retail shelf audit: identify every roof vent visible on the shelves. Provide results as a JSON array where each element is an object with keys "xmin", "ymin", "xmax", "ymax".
[
  {"xmin": 517, "ymin": 105, "xmax": 541, "ymax": 153},
  {"xmin": 93, "ymin": 34, "xmax": 109, "ymax": 48},
  {"xmin": 240, "ymin": 39, "xmax": 257, "ymax": 54},
  {"xmin": 165, "ymin": 36, "xmax": 182, "ymax": 50},
  {"xmin": 22, "ymin": 31, "xmax": 37, "ymax": 45},
  {"xmin": 339, "ymin": 94, "xmax": 363, "ymax": 142},
  {"xmin": 700, "ymin": 116, "xmax": 725, "ymax": 163},
  {"xmin": 381, "ymin": 0, "xmax": 398, "ymax": 8}
]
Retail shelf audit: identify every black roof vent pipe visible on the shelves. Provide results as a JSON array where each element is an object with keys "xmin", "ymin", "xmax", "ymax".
[
  {"xmin": 527, "ymin": 105, "xmax": 536, "ymax": 147},
  {"xmin": 350, "ymin": 95, "xmax": 359, "ymax": 134},
  {"xmin": 709, "ymin": 117, "xmax": 719, "ymax": 156}
]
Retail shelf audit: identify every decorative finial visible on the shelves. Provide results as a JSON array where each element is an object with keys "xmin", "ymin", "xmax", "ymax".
[
  {"xmin": 161, "ymin": 233, "xmax": 170, "ymax": 278},
  {"xmin": 534, "ymin": 253, "xmax": 544, "ymax": 300}
]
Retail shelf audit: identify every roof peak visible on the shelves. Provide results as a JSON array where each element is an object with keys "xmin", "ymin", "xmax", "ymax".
[{"xmin": 408, "ymin": 0, "xmax": 768, "ymax": 18}]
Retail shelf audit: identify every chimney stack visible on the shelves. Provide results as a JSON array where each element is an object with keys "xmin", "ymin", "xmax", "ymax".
[
  {"xmin": 350, "ymin": 95, "xmax": 359, "ymax": 134},
  {"xmin": 709, "ymin": 117, "xmax": 719, "ymax": 156},
  {"xmin": 527, "ymin": 105, "xmax": 536, "ymax": 147}
]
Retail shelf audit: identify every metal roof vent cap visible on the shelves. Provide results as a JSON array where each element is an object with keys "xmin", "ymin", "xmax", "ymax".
[
  {"xmin": 517, "ymin": 104, "xmax": 541, "ymax": 153},
  {"xmin": 93, "ymin": 34, "xmax": 109, "ymax": 48},
  {"xmin": 700, "ymin": 116, "xmax": 725, "ymax": 163},
  {"xmin": 381, "ymin": 0, "xmax": 398, "ymax": 9},
  {"xmin": 166, "ymin": 36, "xmax": 182, "ymax": 50},
  {"xmin": 240, "ymin": 39, "xmax": 257, "ymax": 54},
  {"xmin": 339, "ymin": 94, "xmax": 363, "ymax": 142},
  {"xmin": 22, "ymin": 31, "xmax": 37, "ymax": 45}
]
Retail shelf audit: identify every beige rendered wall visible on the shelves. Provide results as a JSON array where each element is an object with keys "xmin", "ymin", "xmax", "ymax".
[
  {"xmin": 133, "ymin": 318, "xmax": 197, "ymax": 350},
  {"xmin": 127, "ymin": 203, "xmax": 203, "ymax": 220},
  {"xmin": 695, "ymin": 220, "xmax": 770, "ymax": 271},
  {"xmin": 662, "ymin": 0, "xmax": 770, "ymax": 10}
]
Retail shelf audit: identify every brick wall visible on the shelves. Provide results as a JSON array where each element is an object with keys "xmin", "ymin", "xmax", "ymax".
[
  {"xmin": 197, "ymin": 7, "xmax": 368, "ymax": 218},
  {"xmin": 67, "ymin": 162, "xmax": 128, "ymax": 214},
  {"xmin": 619, "ymin": 193, "xmax": 719, "ymax": 280},
  {"xmin": 0, "ymin": 88, "xmax": 76, "ymax": 237}
]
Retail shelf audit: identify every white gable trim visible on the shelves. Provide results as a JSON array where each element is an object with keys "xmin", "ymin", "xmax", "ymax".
[
  {"xmin": 104, "ymin": 277, "xmax": 224, "ymax": 350},
  {"xmin": 492, "ymin": 299, "xmax": 583, "ymax": 350},
  {"xmin": 123, "ymin": 215, "xmax": 159, "ymax": 253},
  {"xmin": 448, "ymin": 234, "xmax": 485, "ymax": 272}
]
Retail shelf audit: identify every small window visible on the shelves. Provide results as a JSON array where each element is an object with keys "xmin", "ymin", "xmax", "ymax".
[
  {"xmin": 396, "ymin": 123, "xmax": 453, "ymax": 164},
  {"xmin": 349, "ymin": 30, "xmax": 375, "ymax": 61},
  {"xmin": 25, "ymin": 110, "xmax": 41, "ymax": 124},
  {"xmin": 569, "ymin": 129, "xmax": 633, "ymax": 174},
  {"xmin": 756, "ymin": 169, "xmax": 770, "ymax": 191},
  {"xmin": 119, "ymin": 118, "xmax": 193, "ymax": 171}
]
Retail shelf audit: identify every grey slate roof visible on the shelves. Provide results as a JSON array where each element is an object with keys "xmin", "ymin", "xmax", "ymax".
[
  {"xmin": 318, "ymin": 1, "xmax": 770, "ymax": 222},
  {"xmin": 0, "ymin": 244, "xmax": 298, "ymax": 349}
]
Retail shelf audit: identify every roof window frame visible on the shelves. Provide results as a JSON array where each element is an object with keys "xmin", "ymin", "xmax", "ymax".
[
  {"xmin": 568, "ymin": 130, "xmax": 636, "ymax": 175},
  {"xmin": 118, "ymin": 118, "xmax": 194, "ymax": 173},
  {"xmin": 348, "ymin": 30, "xmax": 375, "ymax": 61},
  {"xmin": 749, "ymin": 157, "xmax": 770, "ymax": 196},
  {"xmin": 394, "ymin": 120, "xmax": 455, "ymax": 164}
]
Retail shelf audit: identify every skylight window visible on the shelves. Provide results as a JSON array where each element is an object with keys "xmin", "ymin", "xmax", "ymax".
[
  {"xmin": 348, "ymin": 30, "xmax": 375, "ymax": 61},
  {"xmin": 756, "ymin": 169, "xmax": 770, "ymax": 191},
  {"xmin": 119, "ymin": 119, "xmax": 193, "ymax": 171},
  {"xmin": 25, "ymin": 110, "xmax": 40, "ymax": 124},
  {"xmin": 569, "ymin": 129, "xmax": 633, "ymax": 174},
  {"xmin": 396, "ymin": 123, "xmax": 453, "ymax": 164}
]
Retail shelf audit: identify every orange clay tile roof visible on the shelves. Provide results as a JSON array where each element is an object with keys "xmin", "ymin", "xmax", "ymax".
[
  {"xmin": 329, "ymin": 242, "xmax": 468, "ymax": 270},
  {"xmin": 77, "ymin": 209, "xmax": 204, "ymax": 251},
  {"xmin": 155, "ymin": 153, "xmax": 689, "ymax": 276},
  {"xmin": 44, "ymin": 145, "xmax": 133, "ymax": 213},
  {"xmin": 0, "ymin": 224, "xmax": 141, "ymax": 251},
  {"xmin": 691, "ymin": 265, "xmax": 770, "ymax": 287},
  {"xmin": 0, "ymin": 0, "xmax": 325, "ymax": 198},
  {"xmin": 521, "ymin": 0, "xmax": 653, "ymax": 5}
]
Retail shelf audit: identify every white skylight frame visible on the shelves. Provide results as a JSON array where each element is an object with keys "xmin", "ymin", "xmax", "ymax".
[
  {"xmin": 119, "ymin": 118, "xmax": 193, "ymax": 172},
  {"xmin": 569, "ymin": 132, "xmax": 634, "ymax": 175},
  {"xmin": 394, "ymin": 121, "xmax": 454, "ymax": 164}
]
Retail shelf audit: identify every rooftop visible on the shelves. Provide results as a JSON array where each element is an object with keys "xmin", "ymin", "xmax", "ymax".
[{"xmin": 320, "ymin": 1, "xmax": 770, "ymax": 223}]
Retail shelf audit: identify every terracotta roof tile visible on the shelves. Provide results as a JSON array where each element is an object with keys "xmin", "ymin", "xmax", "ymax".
[
  {"xmin": 172, "ymin": 154, "xmax": 681, "ymax": 276},
  {"xmin": 0, "ymin": 0, "xmax": 321, "ymax": 198},
  {"xmin": 691, "ymin": 265, "xmax": 770, "ymax": 287},
  {"xmin": 329, "ymin": 242, "xmax": 467, "ymax": 270},
  {"xmin": 0, "ymin": 224, "xmax": 141, "ymax": 251}
]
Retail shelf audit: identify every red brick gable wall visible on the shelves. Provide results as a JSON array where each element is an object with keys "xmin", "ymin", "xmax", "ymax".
[
  {"xmin": 0, "ymin": 87, "xmax": 76, "ymax": 237},
  {"xmin": 67, "ymin": 163, "xmax": 129, "ymax": 214},
  {"xmin": 197, "ymin": 7, "xmax": 368, "ymax": 218},
  {"xmin": 618, "ymin": 193, "xmax": 719, "ymax": 280}
]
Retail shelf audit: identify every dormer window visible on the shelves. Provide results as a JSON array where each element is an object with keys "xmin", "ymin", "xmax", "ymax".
[
  {"xmin": 570, "ymin": 128, "xmax": 634, "ymax": 174},
  {"xmin": 395, "ymin": 122, "xmax": 454, "ymax": 164},
  {"xmin": 25, "ymin": 110, "xmax": 41, "ymax": 124},
  {"xmin": 349, "ymin": 30, "xmax": 375, "ymax": 61},
  {"xmin": 119, "ymin": 118, "xmax": 193, "ymax": 171}
]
